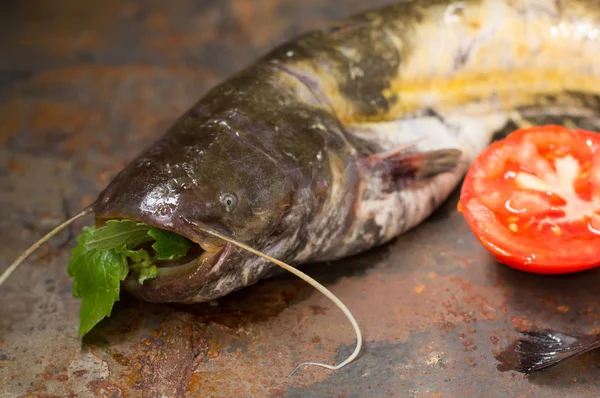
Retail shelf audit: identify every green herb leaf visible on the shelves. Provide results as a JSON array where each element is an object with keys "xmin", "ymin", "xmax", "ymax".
[
  {"xmin": 68, "ymin": 227, "xmax": 129, "ymax": 336},
  {"xmin": 138, "ymin": 265, "xmax": 158, "ymax": 285},
  {"xmin": 68, "ymin": 220, "xmax": 196, "ymax": 335},
  {"xmin": 85, "ymin": 220, "xmax": 152, "ymax": 251},
  {"xmin": 148, "ymin": 228, "xmax": 195, "ymax": 261},
  {"xmin": 120, "ymin": 247, "xmax": 151, "ymax": 264}
]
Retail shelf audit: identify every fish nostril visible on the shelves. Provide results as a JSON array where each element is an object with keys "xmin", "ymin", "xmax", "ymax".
[{"xmin": 158, "ymin": 205, "xmax": 173, "ymax": 217}]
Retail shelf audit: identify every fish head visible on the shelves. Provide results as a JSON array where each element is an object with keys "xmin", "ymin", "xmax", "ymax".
[{"xmin": 93, "ymin": 115, "xmax": 297, "ymax": 303}]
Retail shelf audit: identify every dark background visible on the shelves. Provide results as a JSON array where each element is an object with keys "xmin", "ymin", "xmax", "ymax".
[{"xmin": 1, "ymin": 1, "xmax": 598, "ymax": 396}]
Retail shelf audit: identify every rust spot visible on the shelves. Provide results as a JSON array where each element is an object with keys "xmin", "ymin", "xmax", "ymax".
[
  {"xmin": 87, "ymin": 313, "xmax": 208, "ymax": 396},
  {"xmin": 36, "ymin": 247, "xmax": 67, "ymax": 265},
  {"xmin": 30, "ymin": 101, "xmax": 93, "ymax": 138},
  {"xmin": 310, "ymin": 305, "xmax": 328, "ymax": 315},
  {"xmin": 7, "ymin": 160, "xmax": 20, "ymax": 172},
  {"xmin": 72, "ymin": 369, "xmax": 87, "ymax": 378},
  {"xmin": 39, "ymin": 366, "xmax": 56, "ymax": 381},
  {"xmin": 0, "ymin": 100, "xmax": 25, "ymax": 146},
  {"xmin": 460, "ymin": 334, "xmax": 478, "ymax": 352},
  {"xmin": 494, "ymin": 340, "xmax": 519, "ymax": 372},
  {"xmin": 510, "ymin": 315, "xmax": 534, "ymax": 332},
  {"xmin": 87, "ymin": 380, "xmax": 124, "ymax": 398},
  {"xmin": 438, "ymin": 321, "xmax": 456, "ymax": 333},
  {"xmin": 230, "ymin": 0, "xmax": 284, "ymax": 47},
  {"xmin": 556, "ymin": 305, "xmax": 570, "ymax": 313},
  {"xmin": 207, "ymin": 337, "xmax": 220, "ymax": 359},
  {"xmin": 188, "ymin": 370, "xmax": 246, "ymax": 397},
  {"xmin": 111, "ymin": 352, "xmax": 130, "ymax": 366}
]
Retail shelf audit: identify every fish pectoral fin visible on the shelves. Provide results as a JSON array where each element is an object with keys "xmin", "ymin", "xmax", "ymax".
[{"xmin": 364, "ymin": 146, "xmax": 462, "ymax": 180}]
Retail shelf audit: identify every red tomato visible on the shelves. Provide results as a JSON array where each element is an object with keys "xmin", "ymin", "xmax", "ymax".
[{"xmin": 459, "ymin": 125, "xmax": 600, "ymax": 274}]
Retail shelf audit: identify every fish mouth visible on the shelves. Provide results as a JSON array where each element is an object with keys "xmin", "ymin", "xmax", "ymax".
[{"xmin": 96, "ymin": 216, "xmax": 232, "ymax": 303}]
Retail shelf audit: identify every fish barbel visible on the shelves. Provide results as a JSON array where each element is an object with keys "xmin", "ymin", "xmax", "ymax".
[{"xmin": 81, "ymin": 0, "xmax": 600, "ymax": 303}]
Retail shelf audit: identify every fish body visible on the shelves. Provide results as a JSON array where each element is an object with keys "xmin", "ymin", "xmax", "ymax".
[{"xmin": 94, "ymin": 0, "xmax": 600, "ymax": 303}]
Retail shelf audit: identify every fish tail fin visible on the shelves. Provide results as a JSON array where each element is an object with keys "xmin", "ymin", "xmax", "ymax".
[{"xmin": 514, "ymin": 329, "xmax": 600, "ymax": 374}]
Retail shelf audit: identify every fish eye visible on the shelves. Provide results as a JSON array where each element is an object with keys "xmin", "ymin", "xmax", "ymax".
[{"xmin": 219, "ymin": 193, "xmax": 237, "ymax": 212}]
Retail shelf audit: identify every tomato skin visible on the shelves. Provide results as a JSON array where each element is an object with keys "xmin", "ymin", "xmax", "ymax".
[{"xmin": 459, "ymin": 125, "xmax": 600, "ymax": 275}]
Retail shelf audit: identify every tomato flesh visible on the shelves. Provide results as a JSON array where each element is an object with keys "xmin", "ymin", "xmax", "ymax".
[{"xmin": 459, "ymin": 125, "xmax": 600, "ymax": 274}]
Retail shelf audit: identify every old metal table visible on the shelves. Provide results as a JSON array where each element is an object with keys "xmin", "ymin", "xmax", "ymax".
[{"xmin": 1, "ymin": 1, "xmax": 599, "ymax": 397}]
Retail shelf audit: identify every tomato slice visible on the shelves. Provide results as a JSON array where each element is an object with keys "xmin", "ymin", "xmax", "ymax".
[{"xmin": 459, "ymin": 125, "xmax": 600, "ymax": 274}]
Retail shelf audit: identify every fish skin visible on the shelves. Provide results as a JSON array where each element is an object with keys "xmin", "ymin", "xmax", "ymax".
[{"xmin": 93, "ymin": 0, "xmax": 600, "ymax": 303}]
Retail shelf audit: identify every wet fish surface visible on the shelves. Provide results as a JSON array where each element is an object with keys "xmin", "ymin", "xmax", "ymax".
[{"xmin": 90, "ymin": 0, "xmax": 600, "ymax": 303}]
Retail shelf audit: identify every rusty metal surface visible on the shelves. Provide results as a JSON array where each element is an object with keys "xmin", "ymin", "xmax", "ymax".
[{"xmin": 1, "ymin": 0, "xmax": 599, "ymax": 397}]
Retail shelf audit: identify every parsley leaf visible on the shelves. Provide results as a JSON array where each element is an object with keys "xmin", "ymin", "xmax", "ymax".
[
  {"xmin": 85, "ymin": 220, "xmax": 152, "ymax": 251},
  {"xmin": 68, "ymin": 227, "xmax": 129, "ymax": 336},
  {"xmin": 148, "ymin": 228, "xmax": 195, "ymax": 261}
]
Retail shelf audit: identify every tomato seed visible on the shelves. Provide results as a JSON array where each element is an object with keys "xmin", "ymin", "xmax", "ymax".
[
  {"xmin": 552, "ymin": 225, "xmax": 563, "ymax": 236},
  {"xmin": 508, "ymin": 223, "xmax": 519, "ymax": 232}
]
